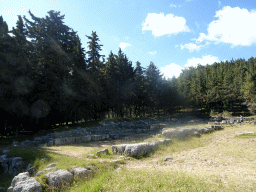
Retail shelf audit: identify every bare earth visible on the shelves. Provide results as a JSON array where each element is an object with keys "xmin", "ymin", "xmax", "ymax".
[{"xmin": 45, "ymin": 122, "xmax": 256, "ymax": 189}]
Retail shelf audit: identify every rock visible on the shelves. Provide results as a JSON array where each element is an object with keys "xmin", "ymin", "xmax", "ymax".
[
  {"xmin": 91, "ymin": 135, "xmax": 102, "ymax": 141},
  {"xmin": 87, "ymin": 154, "xmax": 95, "ymax": 158},
  {"xmin": 2, "ymin": 150, "xmax": 9, "ymax": 155},
  {"xmin": 12, "ymin": 178, "xmax": 42, "ymax": 192},
  {"xmin": 45, "ymin": 169, "xmax": 73, "ymax": 189},
  {"xmin": 72, "ymin": 167, "xmax": 92, "ymax": 179},
  {"xmin": 163, "ymin": 157, "xmax": 173, "ymax": 161},
  {"xmin": 47, "ymin": 140, "xmax": 54, "ymax": 146},
  {"xmin": 112, "ymin": 139, "xmax": 171, "ymax": 157},
  {"xmin": 235, "ymin": 131, "xmax": 255, "ymax": 135},
  {"xmin": 129, "ymin": 142, "xmax": 160, "ymax": 156},
  {"xmin": 112, "ymin": 144, "xmax": 127, "ymax": 155},
  {"xmin": 221, "ymin": 120, "xmax": 227, "ymax": 124},
  {"xmin": 7, "ymin": 186, "xmax": 13, "ymax": 192},
  {"xmin": 162, "ymin": 128, "xmax": 197, "ymax": 139},
  {"xmin": 27, "ymin": 164, "xmax": 36, "ymax": 177},
  {"xmin": 65, "ymin": 137, "xmax": 76, "ymax": 144},
  {"xmin": 96, "ymin": 149, "xmax": 109, "ymax": 156},
  {"xmin": 11, "ymin": 172, "xmax": 30, "ymax": 188},
  {"xmin": 210, "ymin": 125, "xmax": 222, "ymax": 130},
  {"xmin": 54, "ymin": 138, "xmax": 64, "ymax": 145},
  {"xmin": 12, "ymin": 141, "xmax": 19, "ymax": 147}
]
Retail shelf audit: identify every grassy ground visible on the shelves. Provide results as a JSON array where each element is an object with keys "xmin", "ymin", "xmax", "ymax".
[{"xmin": 1, "ymin": 116, "xmax": 256, "ymax": 191}]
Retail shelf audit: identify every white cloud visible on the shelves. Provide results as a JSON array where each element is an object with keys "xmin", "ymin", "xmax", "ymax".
[
  {"xmin": 161, "ymin": 55, "xmax": 220, "ymax": 79},
  {"xmin": 179, "ymin": 41, "xmax": 209, "ymax": 52},
  {"xmin": 149, "ymin": 51, "xmax": 157, "ymax": 55},
  {"xmin": 161, "ymin": 63, "xmax": 184, "ymax": 78},
  {"xmin": 142, "ymin": 12, "xmax": 190, "ymax": 37},
  {"xmin": 184, "ymin": 55, "xmax": 219, "ymax": 68},
  {"xmin": 180, "ymin": 43, "xmax": 202, "ymax": 52},
  {"xmin": 119, "ymin": 42, "xmax": 131, "ymax": 50},
  {"xmin": 194, "ymin": 6, "xmax": 256, "ymax": 46}
]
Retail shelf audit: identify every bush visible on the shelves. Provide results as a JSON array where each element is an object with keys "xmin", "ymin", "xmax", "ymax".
[
  {"xmin": 222, "ymin": 110, "xmax": 232, "ymax": 118},
  {"xmin": 209, "ymin": 109, "xmax": 217, "ymax": 117}
]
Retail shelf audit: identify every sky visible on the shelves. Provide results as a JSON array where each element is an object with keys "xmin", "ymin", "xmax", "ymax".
[{"xmin": 1, "ymin": 0, "xmax": 256, "ymax": 79}]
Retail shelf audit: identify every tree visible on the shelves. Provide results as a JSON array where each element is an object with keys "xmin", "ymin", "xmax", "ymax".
[
  {"xmin": 86, "ymin": 31, "xmax": 105, "ymax": 72},
  {"xmin": 145, "ymin": 62, "xmax": 163, "ymax": 117}
]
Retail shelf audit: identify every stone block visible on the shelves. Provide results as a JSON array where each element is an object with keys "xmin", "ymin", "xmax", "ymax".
[
  {"xmin": 13, "ymin": 178, "xmax": 42, "ymax": 192},
  {"xmin": 91, "ymin": 135, "xmax": 101, "ymax": 141},
  {"xmin": 96, "ymin": 148, "xmax": 109, "ymax": 156},
  {"xmin": 74, "ymin": 137, "xmax": 82, "ymax": 143},
  {"xmin": 81, "ymin": 135, "xmax": 91, "ymax": 142},
  {"xmin": 45, "ymin": 169, "xmax": 73, "ymax": 189},
  {"xmin": 72, "ymin": 167, "xmax": 92, "ymax": 179}
]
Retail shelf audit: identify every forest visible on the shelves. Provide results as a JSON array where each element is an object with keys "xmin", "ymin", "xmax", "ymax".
[{"xmin": 1, "ymin": 10, "xmax": 256, "ymax": 136}]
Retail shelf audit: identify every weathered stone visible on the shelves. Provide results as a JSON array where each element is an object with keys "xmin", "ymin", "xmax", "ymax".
[
  {"xmin": 54, "ymin": 138, "xmax": 64, "ymax": 145},
  {"xmin": 163, "ymin": 157, "xmax": 173, "ymax": 161},
  {"xmin": 96, "ymin": 148, "xmax": 109, "ymax": 156},
  {"xmin": 123, "ymin": 143, "xmax": 156, "ymax": 156},
  {"xmin": 47, "ymin": 140, "xmax": 54, "ymax": 146},
  {"xmin": 45, "ymin": 169, "xmax": 73, "ymax": 189},
  {"xmin": 150, "ymin": 124, "xmax": 160, "ymax": 131},
  {"xmin": 72, "ymin": 167, "xmax": 92, "ymax": 179},
  {"xmin": 210, "ymin": 125, "xmax": 222, "ymax": 130},
  {"xmin": 13, "ymin": 178, "xmax": 42, "ymax": 192},
  {"xmin": 221, "ymin": 120, "xmax": 227, "ymax": 124},
  {"xmin": 91, "ymin": 135, "xmax": 101, "ymax": 141},
  {"xmin": 81, "ymin": 135, "xmax": 91, "ymax": 142},
  {"xmin": 100, "ymin": 134, "xmax": 109, "ymax": 140},
  {"xmin": 65, "ymin": 137, "xmax": 76, "ymax": 144},
  {"xmin": 2, "ymin": 150, "xmax": 9, "ymax": 155},
  {"xmin": 112, "ymin": 139, "xmax": 171, "ymax": 157},
  {"xmin": 235, "ymin": 131, "xmax": 255, "ymax": 135},
  {"xmin": 112, "ymin": 144, "xmax": 127, "ymax": 155},
  {"xmin": 12, "ymin": 141, "xmax": 19, "ymax": 147},
  {"xmin": 11, "ymin": 172, "xmax": 30, "ymax": 187},
  {"xmin": 27, "ymin": 164, "xmax": 36, "ymax": 177},
  {"xmin": 162, "ymin": 128, "xmax": 197, "ymax": 139}
]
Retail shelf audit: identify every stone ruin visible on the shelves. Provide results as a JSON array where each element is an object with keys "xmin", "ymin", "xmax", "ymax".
[{"xmin": 0, "ymin": 116, "xmax": 230, "ymax": 191}]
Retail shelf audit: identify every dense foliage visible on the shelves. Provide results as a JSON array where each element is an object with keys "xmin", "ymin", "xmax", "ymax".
[
  {"xmin": 1, "ymin": 10, "xmax": 255, "ymax": 135},
  {"xmin": 0, "ymin": 10, "xmax": 180, "ymax": 135}
]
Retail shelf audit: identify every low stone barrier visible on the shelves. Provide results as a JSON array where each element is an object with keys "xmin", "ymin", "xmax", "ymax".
[
  {"xmin": 112, "ymin": 139, "xmax": 172, "ymax": 157},
  {"xmin": 7, "ymin": 166, "xmax": 93, "ymax": 192},
  {"xmin": 162, "ymin": 125, "xmax": 223, "ymax": 139},
  {"xmin": 10, "ymin": 120, "xmax": 169, "ymax": 148},
  {"xmin": 7, "ymin": 172, "xmax": 42, "ymax": 192},
  {"xmin": 235, "ymin": 131, "xmax": 255, "ymax": 135}
]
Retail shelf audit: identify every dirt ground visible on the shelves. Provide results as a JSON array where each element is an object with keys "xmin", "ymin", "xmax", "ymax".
[{"xmin": 45, "ymin": 121, "xmax": 256, "ymax": 189}]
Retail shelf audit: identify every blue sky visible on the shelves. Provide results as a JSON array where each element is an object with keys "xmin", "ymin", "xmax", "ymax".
[{"xmin": 1, "ymin": 0, "xmax": 256, "ymax": 78}]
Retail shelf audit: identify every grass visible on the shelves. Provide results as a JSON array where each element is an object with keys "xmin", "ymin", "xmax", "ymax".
[
  {"xmin": 2, "ymin": 116, "xmax": 256, "ymax": 191},
  {"xmin": 234, "ymin": 134, "xmax": 256, "ymax": 138},
  {"xmin": 66, "ymin": 167, "xmax": 238, "ymax": 192}
]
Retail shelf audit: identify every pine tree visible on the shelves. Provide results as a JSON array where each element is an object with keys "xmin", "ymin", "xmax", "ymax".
[{"xmin": 86, "ymin": 31, "xmax": 104, "ymax": 72}]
